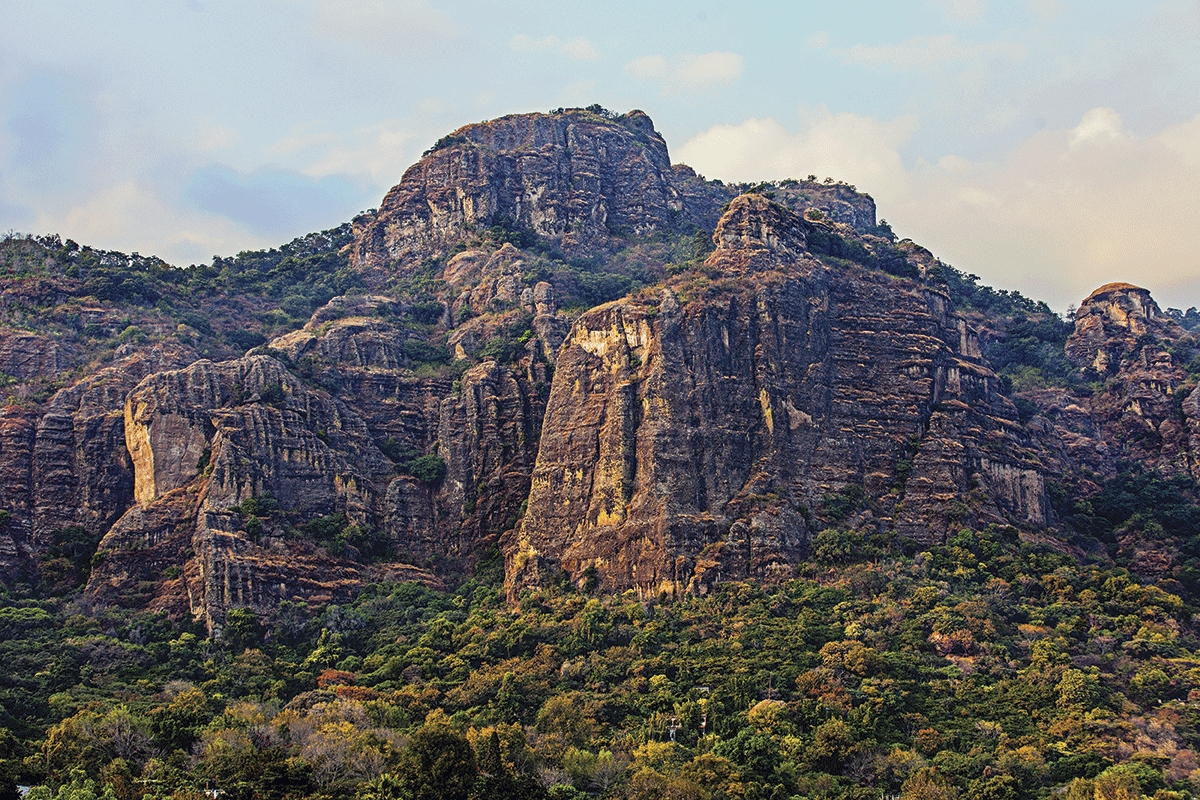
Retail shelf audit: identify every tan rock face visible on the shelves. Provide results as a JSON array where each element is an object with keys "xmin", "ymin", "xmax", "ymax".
[
  {"xmin": 91, "ymin": 355, "xmax": 401, "ymax": 628},
  {"xmin": 1066, "ymin": 283, "xmax": 1171, "ymax": 372},
  {"xmin": 0, "ymin": 342, "xmax": 197, "ymax": 583},
  {"xmin": 506, "ymin": 195, "xmax": 1046, "ymax": 599}
]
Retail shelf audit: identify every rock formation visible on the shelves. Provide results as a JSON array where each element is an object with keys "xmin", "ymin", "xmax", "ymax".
[
  {"xmin": 505, "ymin": 194, "xmax": 1046, "ymax": 598},
  {"xmin": 0, "ymin": 107, "xmax": 1195, "ymax": 625},
  {"xmin": 1060, "ymin": 282, "xmax": 1197, "ymax": 477},
  {"xmin": 350, "ymin": 109, "xmax": 733, "ymax": 274}
]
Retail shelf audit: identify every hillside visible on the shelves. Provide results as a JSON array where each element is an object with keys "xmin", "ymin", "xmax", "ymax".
[{"xmin": 3, "ymin": 106, "xmax": 1200, "ymax": 800}]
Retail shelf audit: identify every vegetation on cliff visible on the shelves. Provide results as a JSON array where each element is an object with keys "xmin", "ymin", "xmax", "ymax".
[{"xmin": 3, "ymin": 518, "xmax": 1200, "ymax": 800}]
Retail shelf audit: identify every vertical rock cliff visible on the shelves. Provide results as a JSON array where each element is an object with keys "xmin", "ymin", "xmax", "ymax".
[{"xmin": 505, "ymin": 195, "xmax": 1047, "ymax": 598}]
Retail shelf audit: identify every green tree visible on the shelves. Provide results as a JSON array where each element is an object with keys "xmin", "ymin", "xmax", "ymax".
[
  {"xmin": 1056, "ymin": 669, "xmax": 1100, "ymax": 712},
  {"xmin": 395, "ymin": 722, "xmax": 477, "ymax": 800},
  {"xmin": 26, "ymin": 770, "xmax": 117, "ymax": 800}
]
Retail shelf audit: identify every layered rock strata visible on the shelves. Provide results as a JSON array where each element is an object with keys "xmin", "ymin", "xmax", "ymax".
[
  {"xmin": 4, "ymin": 107, "xmax": 1190, "ymax": 622},
  {"xmin": 505, "ymin": 195, "xmax": 1047, "ymax": 598},
  {"xmin": 350, "ymin": 109, "xmax": 734, "ymax": 271}
]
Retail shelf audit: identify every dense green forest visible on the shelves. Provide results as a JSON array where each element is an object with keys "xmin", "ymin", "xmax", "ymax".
[{"xmin": 5, "ymin": 497, "xmax": 1200, "ymax": 800}]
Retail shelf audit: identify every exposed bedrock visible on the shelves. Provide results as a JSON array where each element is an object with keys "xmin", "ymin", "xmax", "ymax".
[{"xmin": 505, "ymin": 195, "xmax": 1047, "ymax": 599}]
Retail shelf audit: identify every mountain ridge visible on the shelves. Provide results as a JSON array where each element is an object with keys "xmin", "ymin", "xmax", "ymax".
[{"xmin": 0, "ymin": 107, "xmax": 1198, "ymax": 626}]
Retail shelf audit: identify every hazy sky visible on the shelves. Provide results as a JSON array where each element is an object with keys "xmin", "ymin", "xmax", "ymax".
[{"xmin": 1, "ymin": 0, "xmax": 1199, "ymax": 310}]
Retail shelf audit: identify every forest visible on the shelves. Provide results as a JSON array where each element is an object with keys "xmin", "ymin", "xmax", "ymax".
[{"xmin": 4, "ymin": 490, "xmax": 1200, "ymax": 800}]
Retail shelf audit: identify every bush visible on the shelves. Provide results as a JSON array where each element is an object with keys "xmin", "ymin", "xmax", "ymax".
[{"xmin": 406, "ymin": 454, "xmax": 447, "ymax": 485}]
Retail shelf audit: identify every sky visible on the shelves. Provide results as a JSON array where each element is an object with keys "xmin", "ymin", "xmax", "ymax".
[{"xmin": 1, "ymin": 1, "xmax": 1199, "ymax": 312}]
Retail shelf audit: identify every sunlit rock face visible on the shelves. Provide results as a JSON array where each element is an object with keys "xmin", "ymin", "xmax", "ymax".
[
  {"xmin": 8, "ymin": 107, "xmax": 1200, "ymax": 621},
  {"xmin": 506, "ymin": 194, "xmax": 1047, "ymax": 600}
]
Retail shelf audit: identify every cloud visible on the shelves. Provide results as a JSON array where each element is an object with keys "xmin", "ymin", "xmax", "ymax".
[
  {"xmin": 1068, "ymin": 107, "xmax": 1125, "ymax": 148},
  {"xmin": 677, "ymin": 110, "xmax": 917, "ymax": 199},
  {"xmin": 930, "ymin": 0, "xmax": 985, "ymax": 22},
  {"xmin": 34, "ymin": 180, "xmax": 267, "ymax": 266},
  {"xmin": 624, "ymin": 51, "xmax": 743, "ymax": 92},
  {"xmin": 312, "ymin": 0, "xmax": 457, "ymax": 58},
  {"xmin": 182, "ymin": 164, "xmax": 370, "ymax": 238},
  {"xmin": 510, "ymin": 34, "xmax": 599, "ymax": 62},
  {"xmin": 679, "ymin": 108, "xmax": 1200, "ymax": 311},
  {"xmin": 263, "ymin": 119, "xmax": 415, "ymax": 186},
  {"xmin": 836, "ymin": 34, "xmax": 1024, "ymax": 70}
]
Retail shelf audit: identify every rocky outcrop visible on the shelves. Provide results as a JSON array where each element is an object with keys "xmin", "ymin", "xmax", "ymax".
[
  {"xmin": 0, "ymin": 342, "xmax": 198, "ymax": 584},
  {"xmin": 505, "ymin": 195, "xmax": 1047, "ymax": 599},
  {"xmin": 350, "ymin": 109, "xmax": 734, "ymax": 271},
  {"xmin": 90, "ymin": 355, "xmax": 400, "ymax": 627},
  {"xmin": 769, "ymin": 180, "xmax": 880, "ymax": 234},
  {"xmin": 1063, "ymin": 282, "xmax": 1196, "ymax": 477},
  {"xmin": 0, "ymin": 332, "xmax": 69, "ymax": 380},
  {"xmin": 7, "ymin": 106, "xmax": 1196, "ymax": 620},
  {"xmin": 1066, "ymin": 283, "xmax": 1173, "ymax": 372}
]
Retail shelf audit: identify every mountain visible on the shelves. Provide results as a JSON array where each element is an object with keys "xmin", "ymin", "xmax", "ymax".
[
  {"xmin": 2, "ymin": 107, "xmax": 1200, "ymax": 631},
  {"xmin": 8, "ymin": 106, "xmax": 1200, "ymax": 800}
]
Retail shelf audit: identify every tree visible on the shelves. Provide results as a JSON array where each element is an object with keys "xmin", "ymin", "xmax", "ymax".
[
  {"xmin": 902, "ymin": 769, "xmax": 959, "ymax": 800},
  {"xmin": 471, "ymin": 730, "xmax": 548, "ymax": 800},
  {"xmin": 1056, "ymin": 669, "xmax": 1100, "ymax": 712},
  {"xmin": 358, "ymin": 773, "xmax": 404, "ymax": 800},
  {"xmin": 26, "ymin": 770, "xmax": 117, "ymax": 800},
  {"xmin": 395, "ymin": 722, "xmax": 477, "ymax": 800},
  {"xmin": 1093, "ymin": 769, "xmax": 1140, "ymax": 800}
]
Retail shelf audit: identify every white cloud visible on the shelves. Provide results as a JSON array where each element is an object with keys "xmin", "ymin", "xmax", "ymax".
[
  {"xmin": 561, "ymin": 38, "xmax": 600, "ymax": 62},
  {"xmin": 510, "ymin": 34, "xmax": 600, "ymax": 61},
  {"xmin": 930, "ymin": 0, "xmax": 985, "ymax": 22},
  {"xmin": 678, "ymin": 110, "xmax": 917, "ymax": 199},
  {"xmin": 1160, "ymin": 115, "xmax": 1200, "ymax": 166},
  {"xmin": 839, "ymin": 34, "xmax": 1024, "ymax": 69},
  {"xmin": 38, "ymin": 180, "xmax": 272, "ymax": 265},
  {"xmin": 266, "ymin": 120, "xmax": 415, "ymax": 185},
  {"xmin": 312, "ymin": 0, "xmax": 457, "ymax": 57},
  {"xmin": 680, "ymin": 108, "xmax": 1200, "ymax": 310},
  {"xmin": 624, "ymin": 51, "xmax": 743, "ymax": 92},
  {"xmin": 1068, "ymin": 107, "xmax": 1125, "ymax": 149}
]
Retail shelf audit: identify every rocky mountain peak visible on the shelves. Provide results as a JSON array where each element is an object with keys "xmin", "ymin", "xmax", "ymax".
[
  {"xmin": 711, "ymin": 193, "xmax": 810, "ymax": 264},
  {"xmin": 1067, "ymin": 281, "xmax": 1178, "ymax": 372},
  {"xmin": 350, "ymin": 107, "xmax": 733, "ymax": 276},
  {"xmin": 7, "ymin": 106, "xmax": 1200, "ymax": 629}
]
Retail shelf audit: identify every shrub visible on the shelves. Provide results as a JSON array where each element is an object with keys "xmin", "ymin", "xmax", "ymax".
[{"xmin": 406, "ymin": 454, "xmax": 447, "ymax": 485}]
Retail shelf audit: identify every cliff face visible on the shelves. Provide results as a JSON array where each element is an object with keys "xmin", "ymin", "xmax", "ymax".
[
  {"xmin": 3, "ymin": 107, "xmax": 1195, "ymax": 624},
  {"xmin": 350, "ymin": 109, "xmax": 734, "ymax": 273},
  {"xmin": 1059, "ymin": 283, "xmax": 1198, "ymax": 478},
  {"xmin": 505, "ymin": 195, "xmax": 1046, "ymax": 598},
  {"xmin": 88, "ymin": 304, "xmax": 548, "ymax": 628},
  {"xmin": 0, "ymin": 342, "xmax": 198, "ymax": 585}
]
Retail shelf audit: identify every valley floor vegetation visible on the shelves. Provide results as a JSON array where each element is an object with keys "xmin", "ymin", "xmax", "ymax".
[{"xmin": 3, "ymin": 522, "xmax": 1200, "ymax": 800}]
